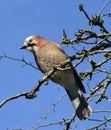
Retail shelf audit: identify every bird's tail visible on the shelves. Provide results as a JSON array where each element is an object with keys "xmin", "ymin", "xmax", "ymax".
[{"xmin": 66, "ymin": 89, "xmax": 92, "ymax": 120}]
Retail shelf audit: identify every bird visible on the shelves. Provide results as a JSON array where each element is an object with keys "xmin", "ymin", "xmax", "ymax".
[{"xmin": 20, "ymin": 35, "xmax": 92, "ymax": 120}]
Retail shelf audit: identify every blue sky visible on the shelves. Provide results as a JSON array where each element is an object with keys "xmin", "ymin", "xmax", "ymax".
[{"xmin": 0, "ymin": 0, "xmax": 111, "ymax": 130}]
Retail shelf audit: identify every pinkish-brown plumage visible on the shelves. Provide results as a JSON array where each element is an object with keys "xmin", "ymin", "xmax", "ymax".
[{"xmin": 20, "ymin": 35, "xmax": 92, "ymax": 120}]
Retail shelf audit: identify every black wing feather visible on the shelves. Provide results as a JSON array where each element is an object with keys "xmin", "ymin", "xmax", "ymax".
[{"xmin": 73, "ymin": 69, "xmax": 86, "ymax": 93}]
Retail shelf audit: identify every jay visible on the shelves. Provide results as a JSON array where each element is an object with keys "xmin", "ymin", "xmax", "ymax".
[{"xmin": 20, "ymin": 35, "xmax": 92, "ymax": 120}]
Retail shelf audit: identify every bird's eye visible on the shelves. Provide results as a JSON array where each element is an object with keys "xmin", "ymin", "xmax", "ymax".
[{"xmin": 29, "ymin": 39, "xmax": 33, "ymax": 42}]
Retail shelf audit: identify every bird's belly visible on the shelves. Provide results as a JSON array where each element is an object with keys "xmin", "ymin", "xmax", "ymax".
[{"xmin": 50, "ymin": 69, "xmax": 76, "ymax": 89}]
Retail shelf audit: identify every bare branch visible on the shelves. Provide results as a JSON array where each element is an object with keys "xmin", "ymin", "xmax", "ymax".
[
  {"xmin": 30, "ymin": 94, "xmax": 67, "ymax": 130},
  {"xmin": 0, "ymin": 92, "xmax": 28, "ymax": 108},
  {"xmin": 98, "ymin": 0, "xmax": 110, "ymax": 16},
  {"xmin": 85, "ymin": 117, "xmax": 111, "ymax": 130},
  {"xmin": 0, "ymin": 58, "xmax": 72, "ymax": 107},
  {"xmin": 0, "ymin": 54, "xmax": 38, "ymax": 70},
  {"xmin": 1, "ymin": 1, "xmax": 111, "ymax": 130}
]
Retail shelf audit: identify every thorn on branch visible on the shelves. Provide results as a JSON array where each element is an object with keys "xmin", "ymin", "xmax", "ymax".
[
  {"xmin": 63, "ymin": 29, "xmax": 67, "ymax": 39},
  {"xmin": 61, "ymin": 29, "xmax": 72, "ymax": 44},
  {"xmin": 88, "ymin": 59, "xmax": 97, "ymax": 70}
]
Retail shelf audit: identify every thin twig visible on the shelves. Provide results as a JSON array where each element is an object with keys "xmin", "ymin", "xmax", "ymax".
[
  {"xmin": 85, "ymin": 117, "xmax": 111, "ymax": 130},
  {"xmin": 0, "ymin": 58, "xmax": 72, "ymax": 107},
  {"xmin": 98, "ymin": 0, "xmax": 110, "ymax": 16},
  {"xmin": 0, "ymin": 92, "xmax": 28, "ymax": 108},
  {"xmin": 30, "ymin": 94, "xmax": 67, "ymax": 130},
  {"xmin": 0, "ymin": 54, "xmax": 38, "ymax": 70}
]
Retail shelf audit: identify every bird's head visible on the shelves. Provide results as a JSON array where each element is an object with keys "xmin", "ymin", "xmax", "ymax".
[{"xmin": 20, "ymin": 35, "xmax": 48, "ymax": 53}]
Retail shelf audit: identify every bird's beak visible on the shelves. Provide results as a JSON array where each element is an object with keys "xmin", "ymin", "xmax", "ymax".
[{"xmin": 20, "ymin": 45, "xmax": 27, "ymax": 49}]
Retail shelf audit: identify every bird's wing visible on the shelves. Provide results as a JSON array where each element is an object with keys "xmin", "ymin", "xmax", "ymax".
[
  {"xmin": 73, "ymin": 69, "xmax": 86, "ymax": 93},
  {"xmin": 50, "ymin": 41, "xmax": 66, "ymax": 53},
  {"xmin": 52, "ymin": 42, "xmax": 86, "ymax": 93}
]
